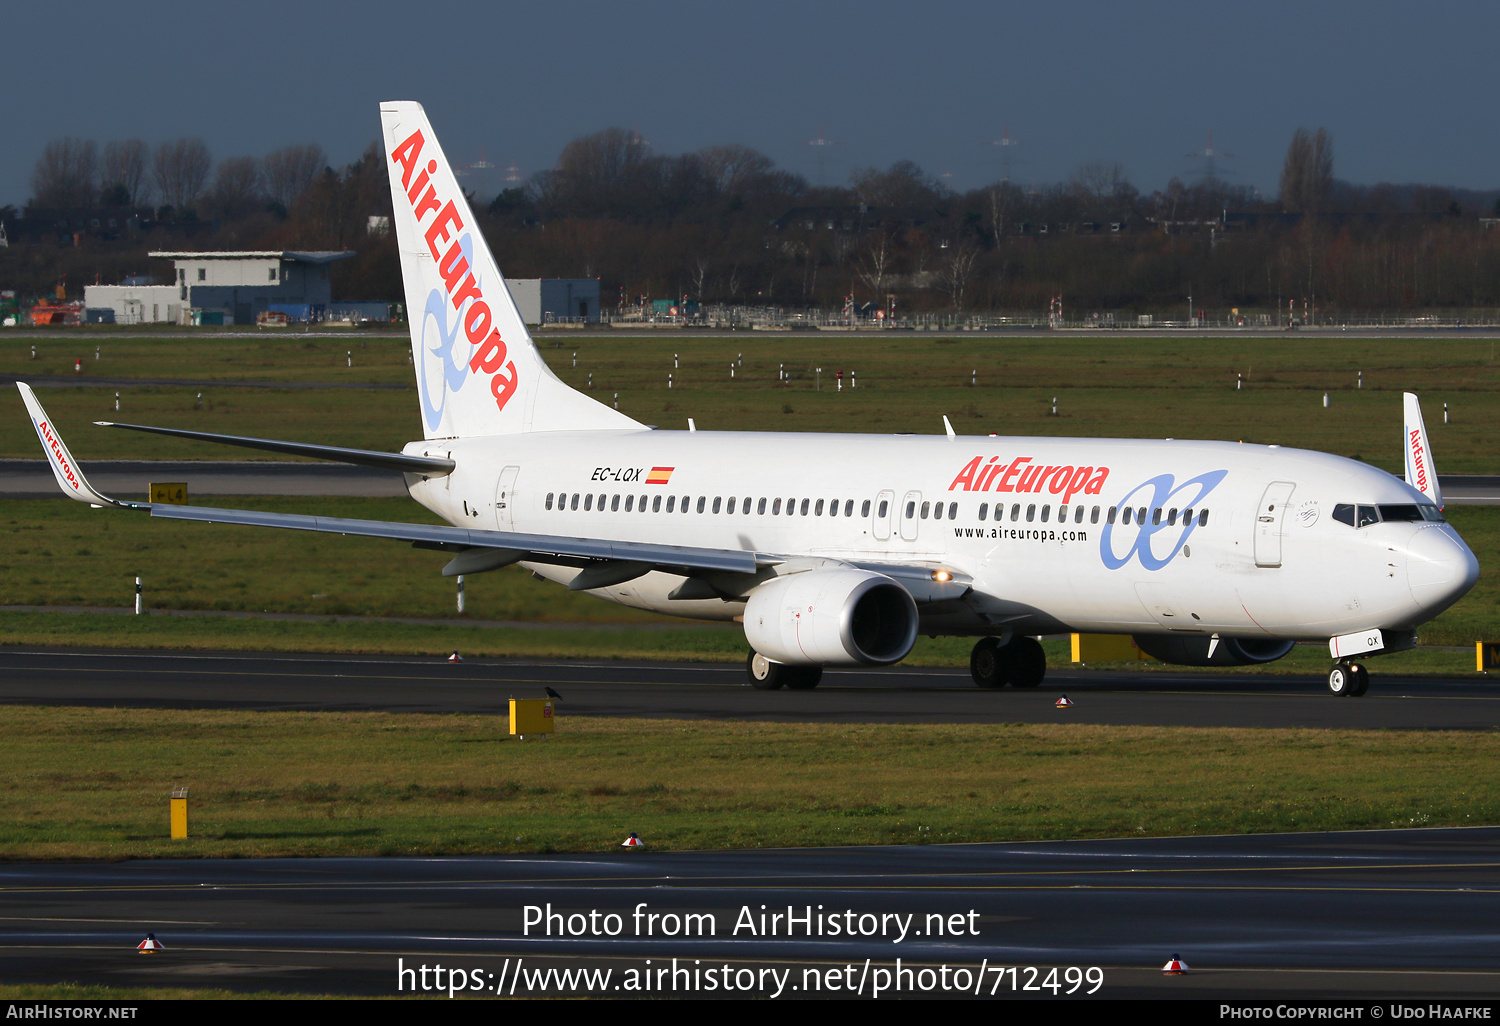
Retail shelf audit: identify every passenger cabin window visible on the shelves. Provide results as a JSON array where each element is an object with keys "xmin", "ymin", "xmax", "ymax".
[
  {"xmin": 1059, "ymin": 504, "xmax": 1068, "ymax": 522},
  {"xmin": 865, "ymin": 499, "xmax": 875, "ymax": 517},
  {"xmin": 815, "ymin": 499, "xmax": 824, "ymax": 516},
  {"xmin": 1152, "ymin": 508, "xmax": 1162, "ymax": 525},
  {"xmin": 1010, "ymin": 503, "xmax": 1020, "ymax": 522},
  {"xmin": 667, "ymin": 496, "xmax": 676, "ymax": 512},
  {"xmin": 545, "ymin": 492, "xmax": 554, "ymax": 510},
  {"xmin": 1167, "ymin": 508, "xmax": 1178, "ymax": 526},
  {"xmin": 712, "ymin": 497, "xmax": 722, "ymax": 513},
  {"xmin": 1198, "ymin": 509, "xmax": 1210, "ymax": 527},
  {"xmin": 1106, "ymin": 506, "xmax": 1116, "ymax": 524},
  {"xmin": 726, "ymin": 497, "xmax": 736, "ymax": 514},
  {"xmin": 906, "ymin": 501, "xmax": 915, "ymax": 519},
  {"xmin": 584, "ymin": 494, "xmax": 594, "ymax": 511},
  {"xmin": 800, "ymin": 499, "xmax": 809, "ymax": 515},
  {"xmin": 1026, "ymin": 504, "xmax": 1036, "ymax": 522},
  {"xmin": 570, "ymin": 494, "xmax": 580, "ymax": 511},
  {"xmin": 920, "ymin": 501, "xmax": 930, "ymax": 519},
  {"xmin": 1075, "ymin": 505, "xmax": 1085, "ymax": 524},
  {"xmin": 653, "ymin": 495, "xmax": 662, "ymax": 512},
  {"xmin": 1091, "ymin": 506, "xmax": 1100, "ymax": 524},
  {"xmin": 759, "ymin": 498, "xmax": 767, "ymax": 514},
  {"xmin": 1121, "ymin": 507, "xmax": 1132, "ymax": 525},
  {"xmin": 773, "ymin": 498, "xmax": 783, "ymax": 515},
  {"xmin": 1040, "ymin": 505, "xmax": 1050, "ymax": 523},
  {"xmin": 979, "ymin": 503, "xmax": 989, "ymax": 521},
  {"xmin": 844, "ymin": 499, "xmax": 854, "ymax": 517},
  {"xmin": 697, "ymin": 496, "xmax": 707, "ymax": 513},
  {"xmin": 947, "ymin": 502, "xmax": 957, "ymax": 519}
]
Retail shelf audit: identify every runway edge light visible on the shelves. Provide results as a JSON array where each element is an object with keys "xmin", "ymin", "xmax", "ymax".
[
  {"xmin": 1162, "ymin": 954, "xmax": 1189, "ymax": 975},
  {"xmin": 137, "ymin": 933, "xmax": 164, "ymax": 953},
  {"xmin": 622, "ymin": 833, "xmax": 644, "ymax": 848}
]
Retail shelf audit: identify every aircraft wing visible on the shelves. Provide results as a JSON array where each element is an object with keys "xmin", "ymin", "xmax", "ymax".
[
  {"xmin": 94, "ymin": 420, "xmax": 455, "ymax": 475},
  {"xmin": 18, "ymin": 382, "xmax": 762, "ymax": 578}
]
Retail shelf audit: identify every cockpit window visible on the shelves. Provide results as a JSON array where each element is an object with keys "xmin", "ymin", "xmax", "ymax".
[
  {"xmin": 1335, "ymin": 502, "xmax": 1445, "ymax": 528},
  {"xmin": 1380, "ymin": 504, "xmax": 1445, "ymax": 522}
]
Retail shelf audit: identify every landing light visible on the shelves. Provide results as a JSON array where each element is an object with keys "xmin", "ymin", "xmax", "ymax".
[{"xmin": 933, "ymin": 570, "xmax": 953, "ymax": 583}]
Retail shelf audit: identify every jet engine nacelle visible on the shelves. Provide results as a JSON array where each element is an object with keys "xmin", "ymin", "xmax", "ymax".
[
  {"xmin": 743, "ymin": 569, "xmax": 918, "ymax": 666},
  {"xmin": 1132, "ymin": 634, "xmax": 1296, "ymax": 667}
]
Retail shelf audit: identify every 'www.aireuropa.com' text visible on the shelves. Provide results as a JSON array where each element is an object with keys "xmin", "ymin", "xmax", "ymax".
[{"xmin": 397, "ymin": 957, "xmax": 1104, "ymax": 998}]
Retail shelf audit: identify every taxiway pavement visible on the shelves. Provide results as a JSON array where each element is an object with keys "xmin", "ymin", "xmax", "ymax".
[
  {"xmin": 0, "ymin": 648, "xmax": 1495, "ymax": 729},
  {"xmin": 2, "ymin": 828, "xmax": 1498, "ymax": 998}
]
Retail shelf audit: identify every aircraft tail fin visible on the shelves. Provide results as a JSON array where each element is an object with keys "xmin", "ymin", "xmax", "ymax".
[
  {"xmin": 379, "ymin": 101, "xmax": 642, "ymax": 439},
  {"xmin": 1402, "ymin": 391, "xmax": 1442, "ymax": 506}
]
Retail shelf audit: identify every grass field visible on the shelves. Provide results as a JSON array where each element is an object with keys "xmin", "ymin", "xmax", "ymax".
[
  {"xmin": 3, "ymin": 707, "xmax": 1496, "ymax": 860},
  {"xmin": 5, "ymin": 333, "xmax": 1500, "ymax": 473}
]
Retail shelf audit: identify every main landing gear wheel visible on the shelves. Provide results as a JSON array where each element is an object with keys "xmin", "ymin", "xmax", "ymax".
[
  {"xmin": 970, "ymin": 637, "xmax": 1006, "ymax": 688},
  {"xmin": 969, "ymin": 636, "xmax": 1048, "ymax": 689},
  {"xmin": 1003, "ymin": 636, "xmax": 1047, "ymax": 689},
  {"xmin": 1328, "ymin": 661, "xmax": 1370, "ymax": 697}
]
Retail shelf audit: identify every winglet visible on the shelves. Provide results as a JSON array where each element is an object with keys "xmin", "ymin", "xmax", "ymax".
[
  {"xmin": 942, "ymin": 415, "xmax": 956, "ymax": 439},
  {"xmin": 16, "ymin": 383, "xmax": 130, "ymax": 507},
  {"xmin": 1402, "ymin": 392, "xmax": 1442, "ymax": 507}
]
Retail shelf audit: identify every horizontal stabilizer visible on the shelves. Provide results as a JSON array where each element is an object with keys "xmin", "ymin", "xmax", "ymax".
[{"xmin": 95, "ymin": 421, "xmax": 454, "ymax": 475}]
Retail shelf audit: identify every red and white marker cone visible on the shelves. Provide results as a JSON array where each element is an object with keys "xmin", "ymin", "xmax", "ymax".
[
  {"xmin": 1055, "ymin": 695, "xmax": 1074, "ymax": 708},
  {"xmin": 447, "ymin": 651, "xmax": 463, "ymax": 663},
  {"xmin": 621, "ymin": 832, "xmax": 644, "ymax": 848},
  {"xmin": 137, "ymin": 933, "xmax": 164, "ymax": 953},
  {"xmin": 1162, "ymin": 954, "xmax": 1189, "ymax": 975}
]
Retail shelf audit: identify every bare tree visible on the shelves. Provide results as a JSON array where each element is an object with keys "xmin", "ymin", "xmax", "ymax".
[
  {"xmin": 103, "ymin": 140, "xmax": 148, "ymax": 205},
  {"xmin": 207, "ymin": 156, "xmax": 263, "ymax": 219},
  {"xmin": 152, "ymin": 138, "xmax": 212, "ymax": 211},
  {"xmin": 850, "ymin": 160, "xmax": 940, "ymax": 207},
  {"xmin": 31, "ymin": 138, "xmax": 98, "ymax": 208},
  {"xmin": 1279, "ymin": 128, "xmax": 1333, "ymax": 213},
  {"xmin": 689, "ymin": 255, "xmax": 711, "ymax": 300},
  {"xmin": 938, "ymin": 242, "xmax": 980, "ymax": 311},
  {"xmin": 857, "ymin": 232, "xmax": 894, "ymax": 294},
  {"xmin": 263, "ymin": 143, "xmax": 327, "ymax": 209},
  {"xmin": 697, "ymin": 144, "xmax": 775, "ymax": 195},
  {"xmin": 1070, "ymin": 161, "xmax": 1133, "ymax": 209}
]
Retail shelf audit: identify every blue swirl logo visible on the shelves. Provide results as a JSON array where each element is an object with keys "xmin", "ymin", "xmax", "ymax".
[
  {"xmin": 1099, "ymin": 469, "xmax": 1228, "ymax": 570},
  {"xmin": 415, "ymin": 233, "xmax": 481, "ymax": 432}
]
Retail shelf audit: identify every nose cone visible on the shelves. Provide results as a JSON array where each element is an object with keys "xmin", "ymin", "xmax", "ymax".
[{"xmin": 1407, "ymin": 526, "xmax": 1480, "ymax": 616}]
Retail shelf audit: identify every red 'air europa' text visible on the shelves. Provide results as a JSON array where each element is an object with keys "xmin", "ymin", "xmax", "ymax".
[
  {"xmin": 948, "ymin": 455, "xmax": 1108, "ymax": 503},
  {"xmin": 1409, "ymin": 429, "xmax": 1429, "ymax": 492},
  {"xmin": 390, "ymin": 129, "xmax": 519, "ymax": 413}
]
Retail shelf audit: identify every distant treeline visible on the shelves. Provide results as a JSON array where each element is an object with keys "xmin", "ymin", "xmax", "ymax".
[{"xmin": 5, "ymin": 127, "xmax": 1500, "ymax": 315}]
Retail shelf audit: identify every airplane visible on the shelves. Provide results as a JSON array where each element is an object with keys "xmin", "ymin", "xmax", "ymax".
[{"xmin": 16, "ymin": 101, "xmax": 1479, "ymax": 699}]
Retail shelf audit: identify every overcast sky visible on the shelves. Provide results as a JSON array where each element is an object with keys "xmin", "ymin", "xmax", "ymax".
[{"xmin": 5, "ymin": 0, "xmax": 1498, "ymax": 207}]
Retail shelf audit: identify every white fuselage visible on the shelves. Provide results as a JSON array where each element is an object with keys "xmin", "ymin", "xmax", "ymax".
[{"xmin": 401, "ymin": 430, "xmax": 1479, "ymax": 642}]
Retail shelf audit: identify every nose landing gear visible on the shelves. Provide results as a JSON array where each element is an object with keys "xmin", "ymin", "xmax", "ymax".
[
  {"xmin": 970, "ymin": 636, "xmax": 1047, "ymax": 689},
  {"xmin": 1327, "ymin": 661, "xmax": 1370, "ymax": 697}
]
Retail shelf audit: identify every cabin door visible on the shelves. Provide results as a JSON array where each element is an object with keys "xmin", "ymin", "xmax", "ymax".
[{"xmin": 1253, "ymin": 481, "xmax": 1296, "ymax": 568}]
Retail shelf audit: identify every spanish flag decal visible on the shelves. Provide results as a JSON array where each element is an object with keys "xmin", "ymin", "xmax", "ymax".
[{"xmin": 646, "ymin": 466, "xmax": 674, "ymax": 485}]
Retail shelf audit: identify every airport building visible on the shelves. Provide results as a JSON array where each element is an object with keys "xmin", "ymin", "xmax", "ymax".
[
  {"xmin": 84, "ymin": 251, "xmax": 355, "ymax": 325},
  {"xmin": 507, "ymin": 278, "xmax": 599, "ymax": 325}
]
